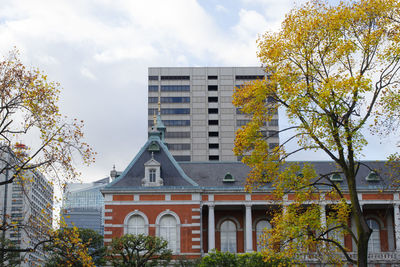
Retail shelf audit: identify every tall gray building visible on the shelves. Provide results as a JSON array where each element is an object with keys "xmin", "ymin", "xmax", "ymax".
[
  {"xmin": 148, "ymin": 67, "xmax": 279, "ymax": 162},
  {"xmin": 0, "ymin": 145, "xmax": 54, "ymax": 266}
]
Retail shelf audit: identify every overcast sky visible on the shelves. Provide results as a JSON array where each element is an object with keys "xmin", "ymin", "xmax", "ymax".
[{"xmin": 0, "ymin": 0, "xmax": 397, "ymax": 183}]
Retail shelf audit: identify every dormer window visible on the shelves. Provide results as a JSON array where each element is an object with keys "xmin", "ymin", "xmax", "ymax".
[
  {"xmin": 330, "ymin": 173, "xmax": 343, "ymax": 182},
  {"xmin": 366, "ymin": 171, "xmax": 380, "ymax": 182},
  {"xmin": 142, "ymin": 153, "xmax": 163, "ymax": 187},
  {"xmin": 149, "ymin": 169, "xmax": 156, "ymax": 183},
  {"xmin": 223, "ymin": 172, "xmax": 235, "ymax": 183}
]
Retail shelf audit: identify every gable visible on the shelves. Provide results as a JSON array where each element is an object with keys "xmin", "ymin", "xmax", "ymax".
[{"xmin": 106, "ymin": 137, "xmax": 198, "ymax": 189}]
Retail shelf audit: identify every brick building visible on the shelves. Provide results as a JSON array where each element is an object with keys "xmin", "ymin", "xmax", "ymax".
[{"xmin": 102, "ymin": 118, "xmax": 400, "ymax": 264}]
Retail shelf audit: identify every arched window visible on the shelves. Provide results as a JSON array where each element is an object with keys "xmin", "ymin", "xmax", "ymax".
[
  {"xmin": 160, "ymin": 215, "xmax": 178, "ymax": 252},
  {"xmin": 256, "ymin": 220, "xmax": 271, "ymax": 251},
  {"xmin": 220, "ymin": 220, "xmax": 237, "ymax": 253},
  {"xmin": 127, "ymin": 215, "xmax": 146, "ymax": 235},
  {"xmin": 367, "ymin": 219, "xmax": 381, "ymax": 252}
]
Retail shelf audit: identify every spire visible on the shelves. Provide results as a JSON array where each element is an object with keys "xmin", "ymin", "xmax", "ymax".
[
  {"xmin": 158, "ymin": 90, "xmax": 161, "ymax": 115},
  {"xmin": 148, "ymin": 92, "xmax": 166, "ymax": 142}
]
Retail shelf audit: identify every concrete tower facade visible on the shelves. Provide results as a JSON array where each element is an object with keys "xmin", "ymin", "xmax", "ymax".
[{"xmin": 147, "ymin": 67, "xmax": 279, "ymax": 162}]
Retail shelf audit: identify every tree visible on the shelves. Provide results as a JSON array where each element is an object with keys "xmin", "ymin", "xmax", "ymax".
[
  {"xmin": 0, "ymin": 237, "xmax": 22, "ymax": 266},
  {"xmin": 107, "ymin": 234, "xmax": 172, "ymax": 267},
  {"xmin": 233, "ymin": 0, "xmax": 400, "ymax": 266},
  {"xmin": 44, "ymin": 227, "xmax": 105, "ymax": 267},
  {"xmin": 0, "ymin": 50, "xmax": 95, "ymax": 261},
  {"xmin": 43, "ymin": 225, "xmax": 95, "ymax": 267}
]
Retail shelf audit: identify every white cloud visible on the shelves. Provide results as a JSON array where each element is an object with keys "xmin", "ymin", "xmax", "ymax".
[
  {"xmin": 0, "ymin": 0, "xmax": 362, "ymax": 185},
  {"xmin": 216, "ymin": 4, "xmax": 228, "ymax": 13},
  {"xmin": 233, "ymin": 9, "xmax": 268, "ymax": 41},
  {"xmin": 80, "ymin": 67, "xmax": 96, "ymax": 80}
]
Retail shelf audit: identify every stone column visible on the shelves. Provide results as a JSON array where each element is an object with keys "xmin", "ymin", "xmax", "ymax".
[
  {"xmin": 394, "ymin": 204, "xmax": 400, "ymax": 252},
  {"xmin": 208, "ymin": 204, "xmax": 215, "ymax": 251},
  {"xmin": 320, "ymin": 204, "xmax": 327, "ymax": 230},
  {"xmin": 320, "ymin": 204, "xmax": 327, "ymax": 249},
  {"xmin": 245, "ymin": 204, "xmax": 253, "ymax": 252}
]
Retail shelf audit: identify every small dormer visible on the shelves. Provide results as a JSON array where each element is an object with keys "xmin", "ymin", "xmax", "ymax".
[
  {"xmin": 330, "ymin": 173, "xmax": 343, "ymax": 182},
  {"xmin": 366, "ymin": 171, "xmax": 380, "ymax": 182},
  {"xmin": 223, "ymin": 172, "xmax": 235, "ymax": 183},
  {"xmin": 142, "ymin": 153, "xmax": 163, "ymax": 187}
]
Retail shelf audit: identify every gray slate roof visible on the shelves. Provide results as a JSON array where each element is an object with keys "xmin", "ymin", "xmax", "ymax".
[
  {"xmin": 104, "ymin": 135, "xmax": 197, "ymax": 190},
  {"xmin": 102, "ymin": 121, "xmax": 393, "ymax": 192},
  {"xmin": 180, "ymin": 161, "xmax": 391, "ymax": 190}
]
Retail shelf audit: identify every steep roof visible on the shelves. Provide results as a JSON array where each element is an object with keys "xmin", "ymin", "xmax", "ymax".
[{"xmin": 103, "ymin": 135, "xmax": 198, "ymax": 191}]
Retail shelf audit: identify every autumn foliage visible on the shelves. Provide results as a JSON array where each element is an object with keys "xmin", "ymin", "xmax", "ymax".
[
  {"xmin": 0, "ymin": 50, "xmax": 95, "ymax": 263},
  {"xmin": 233, "ymin": 0, "xmax": 400, "ymax": 266}
]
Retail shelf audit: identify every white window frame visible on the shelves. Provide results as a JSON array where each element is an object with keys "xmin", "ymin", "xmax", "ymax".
[
  {"xmin": 124, "ymin": 210, "xmax": 149, "ymax": 235},
  {"xmin": 255, "ymin": 220, "xmax": 271, "ymax": 252},
  {"xmin": 367, "ymin": 219, "xmax": 381, "ymax": 253},
  {"xmin": 149, "ymin": 168, "xmax": 156, "ymax": 183},
  {"xmin": 155, "ymin": 210, "xmax": 181, "ymax": 254},
  {"xmin": 220, "ymin": 220, "xmax": 237, "ymax": 253}
]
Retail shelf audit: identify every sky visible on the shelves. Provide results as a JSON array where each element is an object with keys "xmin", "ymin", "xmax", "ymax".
[{"xmin": 0, "ymin": 0, "xmax": 397, "ymax": 183}]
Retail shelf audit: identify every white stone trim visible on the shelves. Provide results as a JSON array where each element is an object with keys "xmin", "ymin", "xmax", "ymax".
[
  {"xmin": 245, "ymin": 204, "xmax": 253, "ymax": 252},
  {"xmin": 123, "ymin": 210, "xmax": 149, "ymax": 235},
  {"xmin": 191, "ymin": 245, "xmax": 201, "ymax": 249},
  {"xmin": 134, "ymin": 194, "xmax": 139, "ymax": 201},
  {"xmin": 192, "ymin": 208, "xmax": 201, "ymax": 212},
  {"xmin": 208, "ymin": 204, "xmax": 215, "ymax": 251},
  {"xmin": 208, "ymin": 194, "xmax": 214, "ymax": 201},
  {"xmin": 192, "ymin": 194, "xmax": 200, "ymax": 201},
  {"xmin": 104, "ymin": 216, "xmax": 112, "ymax": 220},
  {"xmin": 216, "ymin": 216, "xmax": 241, "ymax": 231},
  {"xmin": 104, "ymin": 224, "xmax": 124, "ymax": 227},
  {"xmin": 192, "ymin": 215, "xmax": 200, "ymax": 220},
  {"xmin": 192, "ymin": 230, "xmax": 201, "ymax": 234},
  {"xmin": 394, "ymin": 204, "xmax": 400, "ymax": 252},
  {"xmin": 104, "ymin": 238, "xmax": 112, "ymax": 242},
  {"xmin": 105, "ymin": 209, "xmax": 113, "ymax": 213},
  {"xmin": 192, "ymin": 237, "xmax": 201, "ymax": 242},
  {"xmin": 165, "ymin": 194, "xmax": 171, "ymax": 201},
  {"xmin": 104, "ymin": 200, "xmax": 201, "ymax": 205},
  {"xmin": 104, "ymin": 231, "xmax": 112, "ymax": 235}
]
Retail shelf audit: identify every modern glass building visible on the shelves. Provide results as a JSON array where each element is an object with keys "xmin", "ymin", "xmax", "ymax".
[{"xmin": 62, "ymin": 177, "xmax": 111, "ymax": 235}]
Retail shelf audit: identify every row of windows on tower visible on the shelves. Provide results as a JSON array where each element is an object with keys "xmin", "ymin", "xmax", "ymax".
[
  {"xmin": 148, "ymin": 85, "xmax": 219, "ymax": 92},
  {"xmin": 148, "ymin": 119, "xmax": 278, "ymax": 127},
  {"xmin": 147, "ymin": 108, "xmax": 278, "ymax": 118},
  {"xmin": 155, "ymin": 131, "xmax": 219, "ymax": 139},
  {"xmin": 149, "ymin": 97, "xmax": 190, "ymax": 103},
  {"xmin": 148, "ymin": 75, "xmax": 265, "ymax": 81},
  {"xmin": 148, "ymin": 96, "xmax": 219, "ymax": 103},
  {"xmin": 167, "ymin": 143, "xmax": 220, "ymax": 150}
]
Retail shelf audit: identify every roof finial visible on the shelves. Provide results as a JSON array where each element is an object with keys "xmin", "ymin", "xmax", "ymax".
[
  {"xmin": 151, "ymin": 152, "xmax": 154, "ymax": 159},
  {"xmin": 153, "ymin": 110, "xmax": 156, "ymax": 125},
  {"xmin": 113, "ymin": 164, "xmax": 116, "ymax": 171}
]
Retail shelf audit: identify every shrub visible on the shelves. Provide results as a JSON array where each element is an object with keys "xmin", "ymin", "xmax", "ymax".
[{"xmin": 199, "ymin": 250, "xmax": 290, "ymax": 267}]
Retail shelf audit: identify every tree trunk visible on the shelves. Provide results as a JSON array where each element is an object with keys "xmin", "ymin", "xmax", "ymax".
[
  {"xmin": 344, "ymin": 165, "xmax": 371, "ymax": 267},
  {"xmin": 357, "ymin": 231, "xmax": 370, "ymax": 267}
]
